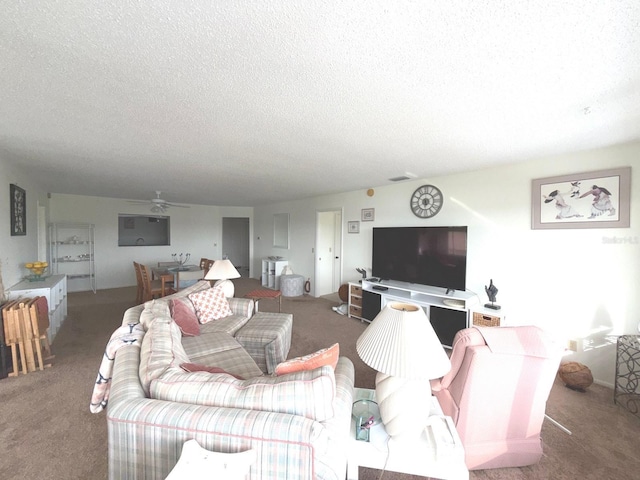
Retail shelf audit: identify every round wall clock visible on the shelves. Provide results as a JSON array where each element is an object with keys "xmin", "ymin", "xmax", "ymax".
[{"xmin": 410, "ymin": 184, "xmax": 443, "ymax": 218}]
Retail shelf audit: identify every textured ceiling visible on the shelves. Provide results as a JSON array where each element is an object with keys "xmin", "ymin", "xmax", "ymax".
[{"xmin": 1, "ymin": 1, "xmax": 639, "ymax": 207}]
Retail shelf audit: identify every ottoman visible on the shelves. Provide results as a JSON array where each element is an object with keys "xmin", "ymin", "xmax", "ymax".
[
  {"xmin": 280, "ymin": 274, "xmax": 305, "ymax": 297},
  {"xmin": 235, "ymin": 312, "xmax": 293, "ymax": 374}
]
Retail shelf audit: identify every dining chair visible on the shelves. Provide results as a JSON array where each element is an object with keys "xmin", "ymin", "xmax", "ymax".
[
  {"xmin": 133, "ymin": 262, "xmax": 144, "ymax": 304},
  {"xmin": 176, "ymin": 269, "xmax": 205, "ymax": 290},
  {"xmin": 137, "ymin": 262, "xmax": 174, "ymax": 302},
  {"xmin": 199, "ymin": 258, "xmax": 209, "ymax": 270},
  {"xmin": 156, "ymin": 261, "xmax": 179, "ymax": 290}
]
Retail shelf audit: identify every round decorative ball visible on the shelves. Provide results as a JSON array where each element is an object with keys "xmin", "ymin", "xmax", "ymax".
[
  {"xmin": 558, "ymin": 362, "xmax": 593, "ymax": 391},
  {"xmin": 338, "ymin": 284, "xmax": 349, "ymax": 302}
]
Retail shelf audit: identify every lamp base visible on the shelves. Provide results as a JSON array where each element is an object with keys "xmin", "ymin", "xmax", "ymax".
[
  {"xmin": 214, "ymin": 279, "xmax": 235, "ymax": 298},
  {"xmin": 375, "ymin": 372, "xmax": 432, "ymax": 437}
]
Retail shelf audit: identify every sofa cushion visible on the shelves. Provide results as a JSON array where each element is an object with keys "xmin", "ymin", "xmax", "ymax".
[
  {"xmin": 140, "ymin": 280, "xmax": 211, "ymax": 329},
  {"xmin": 275, "ymin": 343, "xmax": 339, "ymax": 376},
  {"xmin": 182, "ymin": 332, "xmax": 264, "ymax": 379},
  {"xmin": 150, "ymin": 365, "xmax": 336, "ymax": 421},
  {"xmin": 170, "ymin": 298, "xmax": 200, "ymax": 336},
  {"xmin": 139, "ymin": 317, "xmax": 191, "ymax": 396},
  {"xmin": 180, "ymin": 363, "xmax": 244, "ymax": 380},
  {"xmin": 189, "ymin": 286, "xmax": 233, "ymax": 324}
]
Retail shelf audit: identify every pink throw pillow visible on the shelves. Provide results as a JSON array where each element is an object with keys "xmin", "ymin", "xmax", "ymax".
[
  {"xmin": 188, "ymin": 286, "xmax": 233, "ymax": 324},
  {"xmin": 169, "ymin": 298, "xmax": 200, "ymax": 336},
  {"xmin": 274, "ymin": 343, "xmax": 340, "ymax": 376},
  {"xmin": 180, "ymin": 363, "xmax": 244, "ymax": 380}
]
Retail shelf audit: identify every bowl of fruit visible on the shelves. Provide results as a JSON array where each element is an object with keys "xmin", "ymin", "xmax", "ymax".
[{"xmin": 25, "ymin": 261, "xmax": 49, "ymax": 281}]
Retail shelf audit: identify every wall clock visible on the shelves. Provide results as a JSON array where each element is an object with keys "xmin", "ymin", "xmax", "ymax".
[{"xmin": 410, "ymin": 184, "xmax": 443, "ymax": 218}]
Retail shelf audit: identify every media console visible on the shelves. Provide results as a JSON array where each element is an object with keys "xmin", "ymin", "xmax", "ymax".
[{"xmin": 348, "ymin": 279, "xmax": 482, "ymax": 348}]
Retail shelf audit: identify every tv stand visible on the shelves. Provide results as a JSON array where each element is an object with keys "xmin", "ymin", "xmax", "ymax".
[{"xmin": 351, "ymin": 279, "xmax": 481, "ymax": 348}]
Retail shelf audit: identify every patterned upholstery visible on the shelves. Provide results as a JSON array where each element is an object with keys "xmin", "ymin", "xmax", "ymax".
[
  {"xmin": 234, "ymin": 312, "xmax": 293, "ymax": 374},
  {"xmin": 106, "ymin": 288, "xmax": 354, "ymax": 480},
  {"xmin": 108, "ymin": 347, "xmax": 354, "ymax": 480},
  {"xmin": 152, "ymin": 364, "xmax": 336, "ymax": 421}
]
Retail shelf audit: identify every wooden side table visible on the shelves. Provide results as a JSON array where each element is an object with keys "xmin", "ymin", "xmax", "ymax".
[
  {"xmin": 347, "ymin": 388, "xmax": 468, "ymax": 480},
  {"xmin": 244, "ymin": 289, "xmax": 282, "ymax": 313}
]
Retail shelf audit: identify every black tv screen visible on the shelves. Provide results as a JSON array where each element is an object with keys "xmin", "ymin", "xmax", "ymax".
[{"xmin": 372, "ymin": 226, "xmax": 467, "ymax": 291}]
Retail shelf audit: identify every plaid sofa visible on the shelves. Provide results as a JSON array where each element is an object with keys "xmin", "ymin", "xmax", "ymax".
[{"xmin": 107, "ymin": 283, "xmax": 355, "ymax": 479}]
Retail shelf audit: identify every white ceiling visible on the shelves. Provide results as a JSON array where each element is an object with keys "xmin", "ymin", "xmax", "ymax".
[{"xmin": 1, "ymin": 1, "xmax": 639, "ymax": 207}]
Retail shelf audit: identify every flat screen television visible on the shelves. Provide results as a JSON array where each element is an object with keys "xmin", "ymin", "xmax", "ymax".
[{"xmin": 372, "ymin": 226, "xmax": 467, "ymax": 291}]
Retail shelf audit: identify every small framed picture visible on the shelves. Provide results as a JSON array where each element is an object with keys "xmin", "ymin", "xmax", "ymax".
[
  {"xmin": 348, "ymin": 221, "xmax": 360, "ymax": 234},
  {"xmin": 361, "ymin": 208, "xmax": 375, "ymax": 222},
  {"xmin": 10, "ymin": 183, "xmax": 26, "ymax": 236}
]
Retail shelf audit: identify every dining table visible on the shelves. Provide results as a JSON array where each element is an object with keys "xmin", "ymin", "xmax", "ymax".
[{"xmin": 151, "ymin": 264, "xmax": 205, "ymax": 291}]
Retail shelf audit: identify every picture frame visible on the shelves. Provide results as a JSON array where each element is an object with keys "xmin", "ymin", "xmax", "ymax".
[
  {"xmin": 532, "ymin": 167, "xmax": 631, "ymax": 229},
  {"xmin": 10, "ymin": 184, "xmax": 26, "ymax": 236},
  {"xmin": 348, "ymin": 221, "xmax": 360, "ymax": 234},
  {"xmin": 361, "ymin": 208, "xmax": 375, "ymax": 222}
]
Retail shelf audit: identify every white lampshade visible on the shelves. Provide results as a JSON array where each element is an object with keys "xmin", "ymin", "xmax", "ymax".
[
  {"xmin": 356, "ymin": 302, "xmax": 451, "ymax": 437},
  {"xmin": 356, "ymin": 302, "xmax": 451, "ymax": 380},
  {"xmin": 204, "ymin": 259, "xmax": 241, "ymax": 297}
]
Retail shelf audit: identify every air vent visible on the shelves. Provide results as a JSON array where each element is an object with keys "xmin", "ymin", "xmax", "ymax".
[{"xmin": 389, "ymin": 172, "xmax": 417, "ymax": 182}]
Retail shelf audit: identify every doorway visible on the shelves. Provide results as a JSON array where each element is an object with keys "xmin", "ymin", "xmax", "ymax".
[
  {"xmin": 222, "ymin": 217, "xmax": 250, "ymax": 277},
  {"xmin": 314, "ymin": 209, "xmax": 342, "ymax": 297}
]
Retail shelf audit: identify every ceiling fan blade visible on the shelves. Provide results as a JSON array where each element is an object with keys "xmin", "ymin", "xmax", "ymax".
[
  {"xmin": 127, "ymin": 200, "xmax": 152, "ymax": 204},
  {"xmin": 165, "ymin": 203, "xmax": 190, "ymax": 208}
]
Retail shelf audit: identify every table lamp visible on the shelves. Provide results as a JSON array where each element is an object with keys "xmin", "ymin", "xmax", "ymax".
[
  {"xmin": 204, "ymin": 259, "xmax": 241, "ymax": 297},
  {"xmin": 356, "ymin": 302, "xmax": 451, "ymax": 437}
]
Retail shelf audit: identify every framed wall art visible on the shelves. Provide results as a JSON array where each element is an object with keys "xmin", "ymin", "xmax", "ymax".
[
  {"xmin": 10, "ymin": 183, "xmax": 26, "ymax": 236},
  {"xmin": 532, "ymin": 167, "xmax": 631, "ymax": 229},
  {"xmin": 348, "ymin": 221, "xmax": 360, "ymax": 234},
  {"xmin": 361, "ymin": 208, "xmax": 375, "ymax": 222}
]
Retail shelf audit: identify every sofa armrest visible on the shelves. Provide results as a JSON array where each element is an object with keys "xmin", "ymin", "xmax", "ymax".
[{"xmin": 227, "ymin": 297, "xmax": 254, "ymax": 318}]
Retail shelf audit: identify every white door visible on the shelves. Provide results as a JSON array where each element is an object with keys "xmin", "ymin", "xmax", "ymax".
[{"xmin": 314, "ymin": 210, "xmax": 342, "ymax": 297}]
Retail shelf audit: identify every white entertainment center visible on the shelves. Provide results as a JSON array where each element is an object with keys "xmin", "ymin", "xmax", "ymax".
[{"xmin": 349, "ymin": 279, "xmax": 486, "ymax": 348}]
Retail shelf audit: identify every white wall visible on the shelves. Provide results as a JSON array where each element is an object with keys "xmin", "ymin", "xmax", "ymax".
[
  {"xmin": 48, "ymin": 194, "xmax": 253, "ymax": 290},
  {"xmin": 2, "ymin": 141, "xmax": 638, "ymax": 386},
  {"xmin": 0, "ymin": 159, "xmax": 49, "ymax": 295},
  {"xmin": 253, "ymin": 141, "xmax": 640, "ymax": 387}
]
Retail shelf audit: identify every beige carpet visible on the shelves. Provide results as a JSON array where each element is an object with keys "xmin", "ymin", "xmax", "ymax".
[{"xmin": 1, "ymin": 277, "xmax": 639, "ymax": 479}]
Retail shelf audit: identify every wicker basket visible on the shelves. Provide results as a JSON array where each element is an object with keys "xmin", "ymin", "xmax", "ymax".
[{"xmin": 472, "ymin": 312, "xmax": 500, "ymax": 327}]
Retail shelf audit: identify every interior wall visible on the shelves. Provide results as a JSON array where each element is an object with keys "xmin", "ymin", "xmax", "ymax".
[
  {"xmin": 253, "ymin": 141, "xmax": 640, "ymax": 387},
  {"xmin": 48, "ymin": 194, "xmax": 253, "ymax": 290},
  {"xmin": 0, "ymin": 158, "xmax": 49, "ymax": 294}
]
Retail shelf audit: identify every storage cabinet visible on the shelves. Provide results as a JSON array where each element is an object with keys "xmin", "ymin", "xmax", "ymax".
[
  {"xmin": 7, "ymin": 274, "xmax": 68, "ymax": 343},
  {"xmin": 348, "ymin": 282, "xmax": 364, "ymax": 321},
  {"xmin": 50, "ymin": 223, "xmax": 96, "ymax": 293},
  {"xmin": 261, "ymin": 258, "xmax": 288, "ymax": 290},
  {"xmin": 471, "ymin": 310, "xmax": 503, "ymax": 327},
  {"xmin": 357, "ymin": 279, "xmax": 482, "ymax": 348}
]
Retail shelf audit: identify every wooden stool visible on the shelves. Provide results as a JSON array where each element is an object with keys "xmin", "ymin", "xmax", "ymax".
[{"xmin": 244, "ymin": 289, "xmax": 282, "ymax": 313}]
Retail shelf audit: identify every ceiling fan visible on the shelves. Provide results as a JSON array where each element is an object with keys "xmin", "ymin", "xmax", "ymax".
[{"xmin": 127, "ymin": 191, "xmax": 190, "ymax": 213}]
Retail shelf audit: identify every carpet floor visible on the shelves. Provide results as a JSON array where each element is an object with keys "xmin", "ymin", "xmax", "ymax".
[{"xmin": 0, "ymin": 277, "xmax": 638, "ymax": 479}]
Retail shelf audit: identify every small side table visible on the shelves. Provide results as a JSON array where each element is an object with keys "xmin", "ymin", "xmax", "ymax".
[
  {"xmin": 244, "ymin": 289, "xmax": 282, "ymax": 313},
  {"xmin": 347, "ymin": 388, "xmax": 468, "ymax": 480}
]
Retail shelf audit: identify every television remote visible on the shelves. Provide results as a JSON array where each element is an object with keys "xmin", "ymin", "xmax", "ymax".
[{"xmin": 372, "ymin": 285, "xmax": 388, "ymax": 291}]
